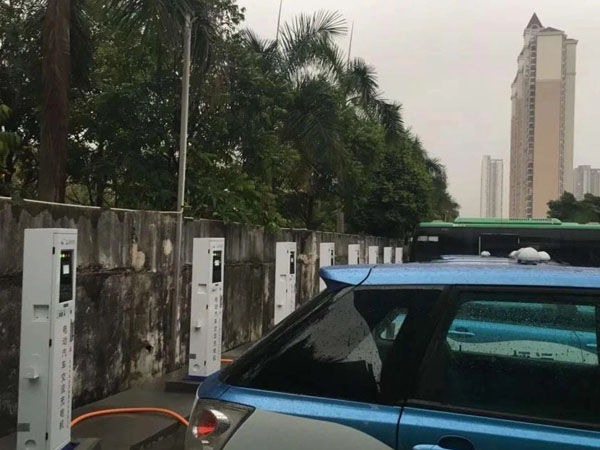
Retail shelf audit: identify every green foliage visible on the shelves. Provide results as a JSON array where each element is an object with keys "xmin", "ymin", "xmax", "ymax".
[
  {"xmin": 0, "ymin": 105, "xmax": 21, "ymax": 153},
  {"xmin": 0, "ymin": 103, "xmax": 33, "ymax": 197},
  {"xmin": 0, "ymin": 3, "xmax": 459, "ymax": 237},
  {"xmin": 548, "ymin": 192, "xmax": 600, "ymax": 223}
]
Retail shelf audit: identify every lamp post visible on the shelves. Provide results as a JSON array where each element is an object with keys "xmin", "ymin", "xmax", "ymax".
[{"xmin": 171, "ymin": 13, "xmax": 192, "ymax": 368}]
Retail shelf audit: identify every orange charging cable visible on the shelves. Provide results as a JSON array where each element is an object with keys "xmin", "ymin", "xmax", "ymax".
[
  {"xmin": 71, "ymin": 358, "xmax": 236, "ymax": 428},
  {"xmin": 71, "ymin": 407, "xmax": 189, "ymax": 428}
]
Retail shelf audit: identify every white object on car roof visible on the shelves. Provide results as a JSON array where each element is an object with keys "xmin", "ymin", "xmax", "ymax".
[
  {"xmin": 538, "ymin": 251, "xmax": 551, "ymax": 262},
  {"xmin": 514, "ymin": 247, "xmax": 551, "ymax": 264}
]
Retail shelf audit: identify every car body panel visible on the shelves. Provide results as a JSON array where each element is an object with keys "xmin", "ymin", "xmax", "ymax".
[
  {"xmin": 219, "ymin": 385, "xmax": 401, "ymax": 448},
  {"xmin": 196, "ymin": 370, "xmax": 230, "ymax": 398},
  {"xmin": 196, "ymin": 372, "xmax": 401, "ymax": 447},
  {"xmin": 318, "ymin": 264, "xmax": 373, "ymax": 289},
  {"xmin": 397, "ymin": 407, "xmax": 600, "ymax": 450},
  {"xmin": 320, "ymin": 263, "xmax": 600, "ymax": 290},
  {"xmin": 224, "ymin": 409, "xmax": 393, "ymax": 450}
]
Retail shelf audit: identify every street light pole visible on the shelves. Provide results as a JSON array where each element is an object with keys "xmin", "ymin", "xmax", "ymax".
[
  {"xmin": 275, "ymin": 0, "xmax": 283, "ymax": 43},
  {"xmin": 171, "ymin": 13, "xmax": 192, "ymax": 368},
  {"xmin": 347, "ymin": 21, "xmax": 354, "ymax": 65}
]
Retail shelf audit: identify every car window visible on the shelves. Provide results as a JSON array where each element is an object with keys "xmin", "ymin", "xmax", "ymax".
[
  {"xmin": 448, "ymin": 301, "xmax": 598, "ymax": 365},
  {"xmin": 416, "ymin": 291, "xmax": 600, "ymax": 427},
  {"xmin": 225, "ymin": 288, "xmax": 442, "ymax": 404}
]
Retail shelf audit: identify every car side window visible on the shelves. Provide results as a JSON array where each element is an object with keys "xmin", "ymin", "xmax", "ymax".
[
  {"xmin": 227, "ymin": 288, "xmax": 442, "ymax": 405},
  {"xmin": 416, "ymin": 292, "xmax": 600, "ymax": 427}
]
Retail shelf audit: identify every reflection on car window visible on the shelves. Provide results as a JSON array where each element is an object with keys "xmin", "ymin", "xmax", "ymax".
[
  {"xmin": 417, "ymin": 291, "xmax": 600, "ymax": 426},
  {"xmin": 448, "ymin": 300, "xmax": 598, "ymax": 365},
  {"xmin": 380, "ymin": 311, "xmax": 407, "ymax": 341}
]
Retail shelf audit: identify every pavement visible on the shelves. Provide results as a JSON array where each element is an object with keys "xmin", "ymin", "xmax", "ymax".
[{"xmin": 0, "ymin": 342, "xmax": 254, "ymax": 450}]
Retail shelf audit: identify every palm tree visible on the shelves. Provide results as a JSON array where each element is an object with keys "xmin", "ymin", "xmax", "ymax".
[
  {"xmin": 243, "ymin": 11, "xmax": 403, "ymax": 149},
  {"xmin": 241, "ymin": 10, "xmax": 405, "ymax": 228},
  {"xmin": 340, "ymin": 57, "xmax": 403, "ymax": 142},
  {"xmin": 107, "ymin": 0, "xmax": 231, "ymax": 77}
]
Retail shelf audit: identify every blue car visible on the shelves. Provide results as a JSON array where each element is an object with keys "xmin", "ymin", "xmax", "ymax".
[{"xmin": 185, "ymin": 252, "xmax": 600, "ymax": 450}]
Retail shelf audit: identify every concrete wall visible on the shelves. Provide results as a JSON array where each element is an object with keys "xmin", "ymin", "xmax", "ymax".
[{"xmin": 0, "ymin": 197, "xmax": 399, "ymax": 434}]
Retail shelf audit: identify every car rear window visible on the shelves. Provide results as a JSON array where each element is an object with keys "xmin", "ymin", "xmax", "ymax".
[{"xmin": 222, "ymin": 287, "xmax": 442, "ymax": 404}]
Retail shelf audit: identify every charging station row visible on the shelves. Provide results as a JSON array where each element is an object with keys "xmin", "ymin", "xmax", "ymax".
[
  {"xmin": 16, "ymin": 229, "xmax": 402, "ymax": 449},
  {"xmin": 348, "ymin": 244, "xmax": 404, "ymax": 265}
]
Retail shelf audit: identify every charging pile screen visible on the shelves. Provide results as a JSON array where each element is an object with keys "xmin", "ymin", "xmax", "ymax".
[
  {"xmin": 59, "ymin": 250, "xmax": 73, "ymax": 303},
  {"xmin": 212, "ymin": 250, "xmax": 222, "ymax": 283}
]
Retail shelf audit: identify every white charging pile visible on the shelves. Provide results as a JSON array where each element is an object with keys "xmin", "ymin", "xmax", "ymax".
[
  {"xmin": 383, "ymin": 247, "xmax": 393, "ymax": 263},
  {"xmin": 274, "ymin": 242, "xmax": 296, "ymax": 324},
  {"xmin": 17, "ymin": 229, "xmax": 77, "ymax": 450},
  {"xmin": 347, "ymin": 244, "xmax": 360, "ymax": 265},
  {"xmin": 188, "ymin": 238, "xmax": 225, "ymax": 378},
  {"xmin": 319, "ymin": 243, "xmax": 335, "ymax": 291},
  {"xmin": 368, "ymin": 246, "xmax": 378, "ymax": 264},
  {"xmin": 395, "ymin": 247, "xmax": 404, "ymax": 264}
]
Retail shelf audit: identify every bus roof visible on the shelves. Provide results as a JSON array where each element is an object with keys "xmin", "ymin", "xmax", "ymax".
[{"xmin": 419, "ymin": 217, "xmax": 600, "ymax": 230}]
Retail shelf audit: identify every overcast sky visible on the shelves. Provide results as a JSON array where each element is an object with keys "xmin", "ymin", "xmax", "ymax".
[{"xmin": 236, "ymin": 0, "xmax": 600, "ymax": 217}]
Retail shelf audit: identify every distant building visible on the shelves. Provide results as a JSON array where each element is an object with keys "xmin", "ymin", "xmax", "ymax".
[
  {"xmin": 481, "ymin": 156, "xmax": 504, "ymax": 218},
  {"xmin": 574, "ymin": 165, "xmax": 600, "ymax": 200},
  {"xmin": 509, "ymin": 13, "xmax": 577, "ymax": 218},
  {"xmin": 592, "ymin": 170, "xmax": 600, "ymax": 197}
]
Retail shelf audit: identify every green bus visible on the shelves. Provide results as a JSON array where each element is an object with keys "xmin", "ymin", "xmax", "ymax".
[{"xmin": 411, "ymin": 217, "xmax": 600, "ymax": 267}]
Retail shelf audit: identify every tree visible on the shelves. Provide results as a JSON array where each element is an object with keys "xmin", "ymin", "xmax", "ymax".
[
  {"xmin": 2, "ymin": 3, "xmax": 459, "ymax": 236},
  {"xmin": 66, "ymin": 0, "xmax": 243, "ymax": 209},
  {"xmin": 38, "ymin": 0, "xmax": 71, "ymax": 202},
  {"xmin": 0, "ymin": 104, "xmax": 23, "ymax": 195},
  {"xmin": 548, "ymin": 192, "xmax": 600, "ymax": 223},
  {"xmin": 421, "ymin": 149, "xmax": 459, "ymax": 221}
]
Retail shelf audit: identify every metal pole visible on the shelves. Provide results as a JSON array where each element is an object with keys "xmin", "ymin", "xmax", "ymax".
[
  {"xmin": 275, "ymin": 0, "xmax": 283, "ymax": 43},
  {"xmin": 172, "ymin": 13, "xmax": 192, "ymax": 369}
]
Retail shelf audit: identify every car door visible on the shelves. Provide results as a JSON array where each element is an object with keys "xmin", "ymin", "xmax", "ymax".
[{"xmin": 397, "ymin": 287, "xmax": 600, "ymax": 450}]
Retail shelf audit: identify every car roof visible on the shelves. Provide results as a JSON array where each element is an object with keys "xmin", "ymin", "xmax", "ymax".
[{"xmin": 320, "ymin": 260, "xmax": 600, "ymax": 290}]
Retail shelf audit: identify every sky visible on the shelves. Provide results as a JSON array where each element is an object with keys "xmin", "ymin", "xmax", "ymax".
[{"xmin": 236, "ymin": 0, "xmax": 600, "ymax": 217}]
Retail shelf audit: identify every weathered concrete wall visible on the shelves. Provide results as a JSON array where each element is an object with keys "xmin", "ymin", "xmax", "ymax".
[{"xmin": 0, "ymin": 197, "xmax": 398, "ymax": 434}]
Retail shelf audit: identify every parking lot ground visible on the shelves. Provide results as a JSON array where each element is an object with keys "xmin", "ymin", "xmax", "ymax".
[{"xmin": 0, "ymin": 342, "xmax": 254, "ymax": 450}]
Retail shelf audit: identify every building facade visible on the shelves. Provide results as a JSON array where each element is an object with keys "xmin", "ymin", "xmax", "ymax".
[
  {"xmin": 481, "ymin": 155, "xmax": 504, "ymax": 218},
  {"xmin": 509, "ymin": 13, "xmax": 577, "ymax": 218},
  {"xmin": 574, "ymin": 165, "xmax": 600, "ymax": 200}
]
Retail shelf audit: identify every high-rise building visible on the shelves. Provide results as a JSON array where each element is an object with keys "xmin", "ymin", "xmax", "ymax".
[
  {"xmin": 481, "ymin": 155, "xmax": 504, "ymax": 218},
  {"xmin": 509, "ymin": 13, "xmax": 577, "ymax": 218},
  {"xmin": 574, "ymin": 165, "xmax": 600, "ymax": 200}
]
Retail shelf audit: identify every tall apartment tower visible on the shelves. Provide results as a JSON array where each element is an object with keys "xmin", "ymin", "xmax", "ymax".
[
  {"xmin": 509, "ymin": 13, "xmax": 577, "ymax": 218},
  {"xmin": 480, "ymin": 155, "xmax": 504, "ymax": 218}
]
